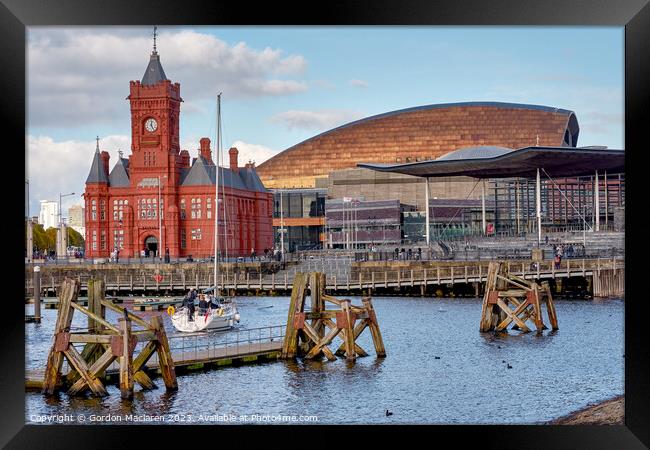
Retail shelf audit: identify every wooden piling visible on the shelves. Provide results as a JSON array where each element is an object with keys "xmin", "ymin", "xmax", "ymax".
[
  {"xmin": 281, "ymin": 272, "xmax": 308, "ymax": 359},
  {"xmin": 341, "ymin": 300, "xmax": 356, "ymax": 361},
  {"xmin": 150, "ymin": 315, "xmax": 177, "ymax": 391},
  {"xmin": 42, "ymin": 278, "xmax": 78, "ymax": 395},
  {"xmin": 362, "ymin": 297, "xmax": 386, "ymax": 357},
  {"xmin": 118, "ymin": 317, "xmax": 134, "ymax": 399}
]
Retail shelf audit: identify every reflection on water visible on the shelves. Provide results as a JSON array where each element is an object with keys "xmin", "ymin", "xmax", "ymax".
[{"xmin": 25, "ymin": 296, "xmax": 624, "ymax": 424}]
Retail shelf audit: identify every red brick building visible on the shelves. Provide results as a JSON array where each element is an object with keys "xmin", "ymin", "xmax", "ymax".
[{"xmin": 83, "ymin": 44, "xmax": 273, "ymax": 259}]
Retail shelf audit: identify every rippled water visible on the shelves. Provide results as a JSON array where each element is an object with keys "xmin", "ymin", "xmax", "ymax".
[{"xmin": 25, "ymin": 295, "xmax": 624, "ymax": 424}]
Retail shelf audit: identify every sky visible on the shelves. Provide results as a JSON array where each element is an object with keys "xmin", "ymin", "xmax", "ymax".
[{"xmin": 25, "ymin": 26, "xmax": 624, "ymax": 218}]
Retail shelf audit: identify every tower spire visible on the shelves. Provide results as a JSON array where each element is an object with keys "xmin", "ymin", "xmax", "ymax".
[
  {"xmin": 96, "ymin": 136, "xmax": 100, "ymax": 153},
  {"xmin": 153, "ymin": 26, "xmax": 157, "ymax": 54}
]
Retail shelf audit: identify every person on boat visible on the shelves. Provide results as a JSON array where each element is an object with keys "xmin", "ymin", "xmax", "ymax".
[
  {"xmin": 183, "ymin": 288, "xmax": 197, "ymax": 321},
  {"xmin": 208, "ymin": 294, "xmax": 221, "ymax": 309},
  {"xmin": 198, "ymin": 294, "xmax": 209, "ymax": 314}
]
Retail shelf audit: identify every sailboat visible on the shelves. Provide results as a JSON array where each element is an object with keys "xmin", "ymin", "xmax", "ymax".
[{"xmin": 170, "ymin": 93, "xmax": 241, "ymax": 333}]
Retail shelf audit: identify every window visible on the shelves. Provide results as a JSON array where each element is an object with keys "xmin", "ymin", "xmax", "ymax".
[
  {"xmin": 113, "ymin": 229, "xmax": 124, "ymax": 249},
  {"xmin": 191, "ymin": 198, "xmax": 201, "ymax": 219},
  {"xmin": 100, "ymin": 230, "xmax": 106, "ymax": 250},
  {"xmin": 207, "ymin": 197, "xmax": 212, "ymax": 219},
  {"xmin": 99, "ymin": 200, "xmax": 106, "ymax": 220},
  {"xmin": 180, "ymin": 199, "xmax": 186, "ymax": 219},
  {"xmin": 191, "ymin": 228, "xmax": 202, "ymax": 240},
  {"xmin": 180, "ymin": 229, "xmax": 186, "ymax": 248},
  {"xmin": 91, "ymin": 200, "xmax": 97, "ymax": 221},
  {"xmin": 113, "ymin": 199, "xmax": 124, "ymax": 221},
  {"xmin": 92, "ymin": 230, "xmax": 97, "ymax": 250}
]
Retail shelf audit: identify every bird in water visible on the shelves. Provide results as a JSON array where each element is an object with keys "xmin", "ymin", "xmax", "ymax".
[
  {"xmin": 507, "ymin": 364, "xmax": 513, "ymax": 369},
  {"xmin": 385, "ymin": 410, "xmax": 393, "ymax": 417}
]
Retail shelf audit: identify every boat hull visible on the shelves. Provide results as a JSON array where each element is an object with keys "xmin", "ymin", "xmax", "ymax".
[{"xmin": 171, "ymin": 305, "xmax": 239, "ymax": 333}]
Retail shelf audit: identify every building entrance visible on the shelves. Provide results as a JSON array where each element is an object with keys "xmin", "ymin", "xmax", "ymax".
[{"xmin": 144, "ymin": 236, "xmax": 158, "ymax": 257}]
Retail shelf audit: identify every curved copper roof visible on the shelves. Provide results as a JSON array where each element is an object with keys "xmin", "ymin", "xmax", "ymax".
[{"xmin": 257, "ymin": 101, "xmax": 579, "ymax": 188}]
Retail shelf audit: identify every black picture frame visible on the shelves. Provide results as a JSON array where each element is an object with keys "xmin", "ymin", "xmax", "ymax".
[{"xmin": 2, "ymin": 0, "xmax": 648, "ymax": 447}]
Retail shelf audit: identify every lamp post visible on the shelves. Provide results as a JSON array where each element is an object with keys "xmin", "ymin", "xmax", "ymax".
[
  {"xmin": 59, "ymin": 192, "xmax": 74, "ymax": 258},
  {"xmin": 59, "ymin": 192, "xmax": 75, "ymax": 227},
  {"xmin": 25, "ymin": 180, "xmax": 29, "ymax": 220}
]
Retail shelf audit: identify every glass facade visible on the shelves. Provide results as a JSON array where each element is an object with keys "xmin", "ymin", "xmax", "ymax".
[{"xmin": 272, "ymin": 188, "xmax": 326, "ymax": 252}]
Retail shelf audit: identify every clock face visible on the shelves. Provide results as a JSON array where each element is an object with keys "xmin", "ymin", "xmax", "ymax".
[{"xmin": 145, "ymin": 118, "xmax": 158, "ymax": 132}]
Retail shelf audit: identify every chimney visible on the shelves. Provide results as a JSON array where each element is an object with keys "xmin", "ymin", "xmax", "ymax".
[
  {"xmin": 180, "ymin": 150, "xmax": 190, "ymax": 167},
  {"xmin": 229, "ymin": 147, "xmax": 239, "ymax": 173},
  {"xmin": 199, "ymin": 137, "xmax": 212, "ymax": 163},
  {"xmin": 100, "ymin": 151, "xmax": 110, "ymax": 178}
]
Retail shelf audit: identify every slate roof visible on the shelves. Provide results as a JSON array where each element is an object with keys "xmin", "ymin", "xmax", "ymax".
[
  {"xmin": 85, "ymin": 150, "xmax": 109, "ymax": 184},
  {"xmin": 108, "ymin": 158, "xmax": 130, "ymax": 187},
  {"xmin": 181, "ymin": 155, "xmax": 268, "ymax": 192},
  {"xmin": 141, "ymin": 52, "xmax": 167, "ymax": 86}
]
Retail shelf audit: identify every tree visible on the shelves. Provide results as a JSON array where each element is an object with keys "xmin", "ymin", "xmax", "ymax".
[
  {"xmin": 25, "ymin": 222, "xmax": 85, "ymax": 253},
  {"xmin": 67, "ymin": 227, "xmax": 85, "ymax": 248}
]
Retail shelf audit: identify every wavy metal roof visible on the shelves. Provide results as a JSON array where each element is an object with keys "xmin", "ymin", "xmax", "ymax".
[
  {"xmin": 435, "ymin": 146, "xmax": 513, "ymax": 161},
  {"xmin": 358, "ymin": 146, "xmax": 624, "ymax": 179}
]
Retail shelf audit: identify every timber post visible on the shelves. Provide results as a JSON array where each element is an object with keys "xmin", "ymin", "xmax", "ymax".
[
  {"xmin": 118, "ymin": 316, "xmax": 134, "ymax": 399},
  {"xmin": 362, "ymin": 297, "xmax": 386, "ymax": 357},
  {"xmin": 42, "ymin": 278, "xmax": 78, "ymax": 395},
  {"xmin": 33, "ymin": 266, "xmax": 41, "ymax": 323},
  {"xmin": 150, "ymin": 315, "xmax": 178, "ymax": 391}
]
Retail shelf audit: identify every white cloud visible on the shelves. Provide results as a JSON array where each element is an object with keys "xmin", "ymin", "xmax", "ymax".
[
  {"xmin": 28, "ymin": 28, "xmax": 309, "ymax": 128},
  {"xmin": 350, "ymin": 79, "xmax": 369, "ymax": 88},
  {"xmin": 27, "ymin": 134, "xmax": 130, "ymax": 217},
  {"xmin": 227, "ymin": 141, "xmax": 277, "ymax": 166},
  {"xmin": 270, "ymin": 109, "xmax": 365, "ymax": 131}
]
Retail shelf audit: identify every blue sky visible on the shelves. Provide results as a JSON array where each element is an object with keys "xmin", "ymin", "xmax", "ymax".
[{"xmin": 26, "ymin": 26, "xmax": 624, "ymax": 216}]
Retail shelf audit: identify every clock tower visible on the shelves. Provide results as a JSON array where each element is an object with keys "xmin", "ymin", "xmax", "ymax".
[{"xmin": 127, "ymin": 28, "xmax": 182, "ymax": 181}]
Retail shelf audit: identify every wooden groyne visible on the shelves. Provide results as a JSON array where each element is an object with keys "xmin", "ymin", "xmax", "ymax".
[
  {"xmin": 479, "ymin": 261, "xmax": 558, "ymax": 333},
  {"xmin": 281, "ymin": 272, "xmax": 386, "ymax": 361},
  {"xmin": 26, "ymin": 330, "xmax": 284, "ymax": 391},
  {"xmin": 41, "ymin": 278, "xmax": 177, "ymax": 399}
]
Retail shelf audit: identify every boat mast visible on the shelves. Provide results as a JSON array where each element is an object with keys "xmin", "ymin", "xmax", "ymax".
[{"xmin": 214, "ymin": 93, "xmax": 221, "ymax": 296}]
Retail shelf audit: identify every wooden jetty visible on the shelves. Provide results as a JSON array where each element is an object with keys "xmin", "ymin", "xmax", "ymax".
[
  {"xmin": 281, "ymin": 272, "xmax": 386, "ymax": 361},
  {"xmin": 41, "ymin": 278, "xmax": 177, "ymax": 399},
  {"xmin": 479, "ymin": 261, "xmax": 558, "ymax": 333},
  {"xmin": 25, "ymin": 257, "xmax": 624, "ymax": 298},
  {"xmin": 132, "ymin": 298, "xmax": 183, "ymax": 312}
]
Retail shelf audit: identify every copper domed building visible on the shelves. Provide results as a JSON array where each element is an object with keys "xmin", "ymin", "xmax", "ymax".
[{"xmin": 257, "ymin": 102, "xmax": 580, "ymax": 189}]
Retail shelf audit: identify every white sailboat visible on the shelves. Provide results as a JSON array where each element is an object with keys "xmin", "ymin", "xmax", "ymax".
[{"xmin": 171, "ymin": 93, "xmax": 241, "ymax": 333}]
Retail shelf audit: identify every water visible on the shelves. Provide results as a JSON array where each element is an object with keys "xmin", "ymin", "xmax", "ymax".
[{"xmin": 25, "ymin": 296, "xmax": 624, "ymax": 424}]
